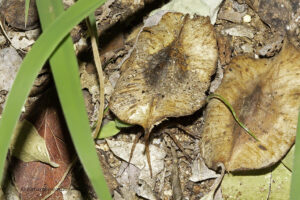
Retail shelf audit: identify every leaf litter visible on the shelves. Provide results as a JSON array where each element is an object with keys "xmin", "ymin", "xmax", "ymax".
[
  {"xmin": 200, "ymin": 40, "xmax": 300, "ymax": 172},
  {"xmin": 11, "ymin": 89, "xmax": 75, "ymax": 200},
  {"xmin": 110, "ymin": 12, "xmax": 217, "ymax": 133},
  {"xmin": 106, "ymin": 139, "xmax": 166, "ymax": 184},
  {"xmin": 2, "ymin": 0, "xmax": 300, "ymax": 199},
  {"xmin": 104, "ymin": 4, "xmax": 300, "ymax": 198},
  {"xmin": 110, "ymin": 11, "xmax": 218, "ymax": 177}
]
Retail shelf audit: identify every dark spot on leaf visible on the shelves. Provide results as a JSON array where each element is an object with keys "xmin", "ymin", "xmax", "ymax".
[{"xmin": 258, "ymin": 144, "xmax": 267, "ymax": 151}]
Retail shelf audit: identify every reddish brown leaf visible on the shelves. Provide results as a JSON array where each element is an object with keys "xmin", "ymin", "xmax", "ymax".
[{"xmin": 12, "ymin": 89, "xmax": 75, "ymax": 200}]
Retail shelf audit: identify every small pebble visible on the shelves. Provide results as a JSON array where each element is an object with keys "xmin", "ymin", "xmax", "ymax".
[
  {"xmin": 97, "ymin": 143, "xmax": 110, "ymax": 151},
  {"xmin": 243, "ymin": 15, "xmax": 251, "ymax": 23},
  {"xmin": 0, "ymin": 35, "xmax": 6, "ymax": 46},
  {"xmin": 164, "ymin": 189, "xmax": 173, "ymax": 197}
]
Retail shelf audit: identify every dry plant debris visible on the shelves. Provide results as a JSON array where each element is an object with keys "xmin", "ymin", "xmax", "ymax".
[
  {"xmin": 200, "ymin": 40, "xmax": 300, "ymax": 171},
  {"xmin": 248, "ymin": 0, "xmax": 299, "ymax": 33},
  {"xmin": 151, "ymin": 0, "xmax": 223, "ymax": 24},
  {"xmin": 10, "ymin": 120, "xmax": 58, "ymax": 167},
  {"xmin": 12, "ymin": 89, "xmax": 74, "ymax": 199},
  {"xmin": 110, "ymin": 12, "xmax": 217, "ymax": 176},
  {"xmin": 0, "ymin": 0, "xmax": 39, "ymax": 30},
  {"xmin": 110, "ymin": 12, "xmax": 217, "ymax": 134},
  {"xmin": 0, "ymin": 47, "xmax": 22, "ymax": 92},
  {"xmin": 106, "ymin": 139, "xmax": 166, "ymax": 180}
]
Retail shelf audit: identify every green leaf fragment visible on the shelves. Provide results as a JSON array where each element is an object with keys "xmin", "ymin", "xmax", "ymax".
[
  {"xmin": 221, "ymin": 163, "xmax": 291, "ymax": 200},
  {"xmin": 97, "ymin": 117, "xmax": 133, "ymax": 139},
  {"xmin": 115, "ymin": 118, "xmax": 133, "ymax": 128},
  {"xmin": 282, "ymin": 145, "xmax": 294, "ymax": 171},
  {"xmin": 98, "ymin": 121, "xmax": 120, "ymax": 139},
  {"xmin": 269, "ymin": 163, "xmax": 291, "ymax": 200},
  {"xmin": 10, "ymin": 120, "xmax": 59, "ymax": 167},
  {"xmin": 222, "ymin": 172, "xmax": 270, "ymax": 200},
  {"xmin": 290, "ymin": 109, "xmax": 300, "ymax": 200}
]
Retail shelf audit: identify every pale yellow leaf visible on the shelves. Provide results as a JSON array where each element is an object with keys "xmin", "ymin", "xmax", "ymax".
[{"xmin": 10, "ymin": 120, "xmax": 59, "ymax": 167}]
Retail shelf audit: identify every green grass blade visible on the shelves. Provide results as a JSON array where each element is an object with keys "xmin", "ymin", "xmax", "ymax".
[
  {"xmin": 24, "ymin": 0, "xmax": 30, "ymax": 28},
  {"xmin": 88, "ymin": 13, "xmax": 99, "ymax": 45},
  {"xmin": 207, "ymin": 93, "xmax": 259, "ymax": 141},
  {"xmin": 36, "ymin": 0, "xmax": 111, "ymax": 199},
  {"xmin": 290, "ymin": 109, "xmax": 300, "ymax": 200},
  {"xmin": 0, "ymin": 0, "xmax": 105, "ymax": 188}
]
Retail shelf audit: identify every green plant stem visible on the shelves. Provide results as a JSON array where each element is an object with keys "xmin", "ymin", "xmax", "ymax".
[
  {"xmin": 207, "ymin": 93, "xmax": 259, "ymax": 142},
  {"xmin": 24, "ymin": 0, "xmax": 31, "ymax": 28}
]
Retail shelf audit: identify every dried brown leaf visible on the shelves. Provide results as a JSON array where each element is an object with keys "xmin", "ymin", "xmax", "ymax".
[
  {"xmin": 1, "ymin": 0, "xmax": 39, "ymax": 30},
  {"xmin": 200, "ymin": 40, "xmax": 300, "ymax": 171},
  {"xmin": 12, "ymin": 89, "xmax": 74, "ymax": 199},
  {"xmin": 110, "ymin": 12, "xmax": 218, "ymax": 131}
]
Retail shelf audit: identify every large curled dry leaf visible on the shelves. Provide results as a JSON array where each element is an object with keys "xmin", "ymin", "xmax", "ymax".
[
  {"xmin": 12, "ymin": 89, "xmax": 74, "ymax": 200},
  {"xmin": 200, "ymin": 40, "xmax": 300, "ymax": 171},
  {"xmin": 110, "ymin": 12, "xmax": 217, "ymax": 131}
]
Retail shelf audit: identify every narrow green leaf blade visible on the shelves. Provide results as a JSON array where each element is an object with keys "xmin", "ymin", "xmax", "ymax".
[
  {"xmin": 88, "ymin": 13, "xmax": 99, "ymax": 45},
  {"xmin": 24, "ymin": 0, "xmax": 31, "ymax": 27},
  {"xmin": 290, "ymin": 110, "xmax": 300, "ymax": 200},
  {"xmin": 207, "ymin": 93, "xmax": 259, "ymax": 141},
  {"xmin": 0, "ymin": 0, "xmax": 105, "ymax": 188},
  {"xmin": 36, "ymin": 0, "xmax": 111, "ymax": 199}
]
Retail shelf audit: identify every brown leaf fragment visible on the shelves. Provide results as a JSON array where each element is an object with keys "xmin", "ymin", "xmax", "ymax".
[
  {"xmin": 12, "ymin": 89, "xmax": 74, "ymax": 200},
  {"xmin": 110, "ymin": 12, "xmax": 218, "ymax": 131},
  {"xmin": 248, "ymin": 0, "xmax": 300, "ymax": 36},
  {"xmin": 200, "ymin": 40, "xmax": 300, "ymax": 171},
  {"xmin": 0, "ymin": 0, "xmax": 39, "ymax": 30},
  {"xmin": 217, "ymin": 34, "xmax": 232, "ymax": 66}
]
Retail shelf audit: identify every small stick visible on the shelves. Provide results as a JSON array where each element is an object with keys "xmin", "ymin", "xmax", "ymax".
[
  {"xmin": 42, "ymin": 157, "xmax": 77, "ymax": 200},
  {"xmin": 166, "ymin": 131, "xmax": 192, "ymax": 162},
  {"xmin": 176, "ymin": 124, "xmax": 200, "ymax": 139},
  {"xmin": 86, "ymin": 18, "xmax": 105, "ymax": 139},
  {"xmin": 120, "ymin": 132, "xmax": 142, "ymax": 176},
  {"xmin": 0, "ymin": 19, "xmax": 26, "ymax": 53},
  {"xmin": 144, "ymin": 129, "xmax": 153, "ymax": 178},
  {"xmin": 128, "ymin": 132, "xmax": 142, "ymax": 164}
]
